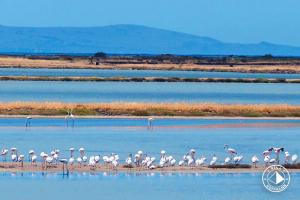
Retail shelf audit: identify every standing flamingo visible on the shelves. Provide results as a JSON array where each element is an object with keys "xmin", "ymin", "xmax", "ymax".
[
  {"xmin": 224, "ymin": 144, "xmax": 237, "ymax": 162},
  {"xmin": 10, "ymin": 148, "xmax": 18, "ymax": 162},
  {"xmin": 68, "ymin": 148, "xmax": 75, "ymax": 168},
  {"xmin": 147, "ymin": 118, "xmax": 154, "ymax": 129},
  {"xmin": 273, "ymin": 147, "xmax": 284, "ymax": 164},
  {"xmin": 1, "ymin": 148, "xmax": 8, "ymax": 162},
  {"xmin": 251, "ymin": 155, "xmax": 259, "ymax": 168}
]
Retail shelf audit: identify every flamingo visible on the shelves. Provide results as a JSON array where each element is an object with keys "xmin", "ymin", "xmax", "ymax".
[
  {"xmin": 59, "ymin": 159, "xmax": 69, "ymax": 175},
  {"xmin": 167, "ymin": 156, "xmax": 176, "ymax": 167},
  {"xmin": 291, "ymin": 154, "xmax": 298, "ymax": 164},
  {"xmin": 125, "ymin": 154, "xmax": 133, "ymax": 167},
  {"xmin": 269, "ymin": 158, "xmax": 277, "ymax": 164},
  {"xmin": 70, "ymin": 112, "xmax": 75, "ymax": 127},
  {"xmin": 88, "ymin": 156, "xmax": 96, "ymax": 170},
  {"xmin": 28, "ymin": 150, "xmax": 37, "ymax": 164},
  {"xmin": 77, "ymin": 157, "xmax": 83, "ymax": 167},
  {"xmin": 45, "ymin": 155, "xmax": 54, "ymax": 169},
  {"xmin": 284, "ymin": 151, "xmax": 291, "ymax": 164},
  {"xmin": 224, "ymin": 144, "xmax": 237, "ymax": 161},
  {"xmin": 195, "ymin": 156, "xmax": 206, "ymax": 167},
  {"xmin": 159, "ymin": 150, "xmax": 167, "ymax": 167},
  {"xmin": 65, "ymin": 110, "xmax": 70, "ymax": 127},
  {"xmin": 273, "ymin": 147, "xmax": 284, "ymax": 164},
  {"xmin": 68, "ymin": 148, "xmax": 75, "ymax": 168},
  {"xmin": 224, "ymin": 157, "xmax": 231, "ymax": 165},
  {"xmin": 264, "ymin": 155, "xmax": 270, "ymax": 167},
  {"xmin": 77, "ymin": 148, "xmax": 85, "ymax": 167},
  {"xmin": 263, "ymin": 148, "xmax": 273, "ymax": 157},
  {"xmin": 178, "ymin": 154, "xmax": 189, "ymax": 166},
  {"xmin": 210, "ymin": 154, "xmax": 218, "ymax": 166},
  {"xmin": 10, "ymin": 148, "xmax": 18, "ymax": 162},
  {"xmin": 40, "ymin": 152, "xmax": 48, "ymax": 169},
  {"xmin": 134, "ymin": 150, "xmax": 143, "ymax": 166},
  {"xmin": 233, "ymin": 155, "xmax": 243, "ymax": 164},
  {"xmin": 94, "ymin": 155, "xmax": 101, "ymax": 167},
  {"xmin": 146, "ymin": 157, "xmax": 156, "ymax": 169},
  {"xmin": 18, "ymin": 154, "xmax": 25, "ymax": 168},
  {"xmin": 147, "ymin": 117, "xmax": 154, "ymax": 129},
  {"xmin": 53, "ymin": 150, "xmax": 59, "ymax": 165},
  {"xmin": 251, "ymin": 155, "xmax": 259, "ymax": 168},
  {"xmin": 187, "ymin": 149, "xmax": 196, "ymax": 166},
  {"xmin": 25, "ymin": 116, "xmax": 32, "ymax": 127},
  {"xmin": 1, "ymin": 148, "xmax": 8, "ymax": 162}
]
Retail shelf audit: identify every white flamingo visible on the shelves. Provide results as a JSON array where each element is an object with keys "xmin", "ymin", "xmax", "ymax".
[
  {"xmin": 1, "ymin": 148, "xmax": 8, "ymax": 161},
  {"xmin": 195, "ymin": 156, "xmax": 206, "ymax": 167},
  {"xmin": 233, "ymin": 155, "xmax": 243, "ymax": 164},
  {"xmin": 94, "ymin": 155, "xmax": 101, "ymax": 166},
  {"xmin": 10, "ymin": 148, "xmax": 18, "ymax": 162},
  {"xmin": 224, "ymin": 144, "xmax": 237, "ymax": 162},
  {"xmin": 187, "ymin": 149, "xmax": 196, "ymax": 166},
  {"xmin": 68, "ymin": 148, "xmax": 75, "ymax": 167},
  {"xmin": 285, "ymin": 151, "xmax": 291, "ymax": 164},
  {"xmin": 147, "ymin": 117, "xmax": 154, "ymax": 129},
  {"xmin": 88, "ymin": 156, "xmax": 96, "ymax": 169},
  {"xmin": 264, "ymin": 155, "xmax": 270, "ymax": 167},
  {"xmin": 125, "ymin": 154, "xmax": 133, "ymax": 167},
  {"xmin": 29, "ymin": 150, "xmax": 37, "ymax": 164},
  {"xmin": 53, "ymin": 150, "xmax": 59, "ymax": 164},
  {"xmin": 18, "ymin": 154, "xmax": 25, "ymax": 167},
  {"xmin": 210, "ymin": 154, "xmax": 218, "ymax": 166},
  {"xmin": 263, "ymin": 148, "xmax": 273, "ymax": 157},
  {"xmin": 273, "ymin": 147, "xmax": 284, "ymax": 164},
  {"xmin": 291, "ymin": 154, "xmax": 298, "ymax": 164},
  {"xmin": 224, "ymin": 157, "xmax": 231, "ymax": 165},
  {"xmin": 251, "ymin": 155, "xmax": 259, "ymax": 168}
]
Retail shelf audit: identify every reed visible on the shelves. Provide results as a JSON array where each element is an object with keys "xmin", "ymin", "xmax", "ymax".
[{"xmin": 1, "ymin": 102, "xmax": 300, "ymax": 117}]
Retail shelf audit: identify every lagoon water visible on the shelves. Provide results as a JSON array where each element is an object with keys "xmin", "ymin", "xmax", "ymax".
[
  {"xmin": 0, "ymin": 117, "xmax": 299, "ymax": 162},
  {"xmin": 0, "ymin": 172, "xmax": 299, "ymax": 200},
  {"xmin": 1, "ymin": 81, "xmax": 300, "ymax": 104},
  {"xmin": 1, "ymin": 67, "xmax": 300, "ymax": 79},
  {"xmin": 0, "ymin": 117, "xmax": 300, "ymax": 200}
]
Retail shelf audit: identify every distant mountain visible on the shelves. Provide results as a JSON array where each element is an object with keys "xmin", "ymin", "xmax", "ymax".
[{"xmin": 1, "ymin": 24, "xmax": 300, "ymax": 56}]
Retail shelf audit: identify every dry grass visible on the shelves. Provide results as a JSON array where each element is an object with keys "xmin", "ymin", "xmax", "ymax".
[
  {"xmin": 1, "ymin": 102, "xmax": 300, "ymax": 117},
  {"xmin": 1, "ymin": 56, "xmax": 300, "ymax": 73}
]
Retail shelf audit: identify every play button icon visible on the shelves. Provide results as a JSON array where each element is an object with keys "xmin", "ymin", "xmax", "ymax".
[
  {"xmin": 262, "ymin": 165, "xmax": 290, "ymax": 192},
  {"xmin": 275, "ymin": 171, "xmax": 284, "ymax": 184}
]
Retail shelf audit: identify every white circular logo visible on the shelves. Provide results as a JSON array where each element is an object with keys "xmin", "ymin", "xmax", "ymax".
[{"xmin": 262, "ymin": 165, "xmax": 290, "ymax": 193}]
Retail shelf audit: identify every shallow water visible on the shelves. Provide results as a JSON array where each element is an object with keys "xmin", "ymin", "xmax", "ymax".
[
  {"xmin": 1, "ymin": 118, "xmax": 299, "ymax": 200},
  {"xmin": 1, "ymin": 67, "xmax": 300, "ymax": 79},
  {"xmin": 0, "ymin": 118, "xmax": 299, "ymax": 163},
  {"xmin": 1, "ymin": 81, "xmax": 300, "ymax": 104},
  {"xmin": 0, "ymin": 172, "xmax": 299, "ymax": 200}
]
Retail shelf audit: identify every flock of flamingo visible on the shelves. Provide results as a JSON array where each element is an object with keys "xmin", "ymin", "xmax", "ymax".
[{"xmin": 0, "ymin": 145, "xmax": 298, "ymax": 171}]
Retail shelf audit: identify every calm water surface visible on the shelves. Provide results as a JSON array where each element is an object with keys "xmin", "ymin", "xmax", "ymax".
[
  {"xmin": 1, "ymin": 67, "xmax": 300, "ymax": 79},
  {"xmin": 1, "ymin": 81, "xmax": 300, "ymax": 104},
  {"xmin": 0, "ymin": 118, "xmax": 299, "ymax": 200},
  {"xmin": 0, "ymin": 118, "xmax": 299, "ymax": 162},
  {"xmin": 0, "ymin": 172, "xmax": 299, "ymax": 200}
]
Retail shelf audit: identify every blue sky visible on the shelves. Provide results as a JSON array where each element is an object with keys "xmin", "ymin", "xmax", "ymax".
[{"xmin": 0, "ymin": 0, "xmax": 299, "ymax": 46}]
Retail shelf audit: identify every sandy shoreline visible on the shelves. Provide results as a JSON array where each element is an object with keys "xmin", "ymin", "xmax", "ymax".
[{"xmin": 1, "ymin": 163, "xmax": 299, "ymax": 174}]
